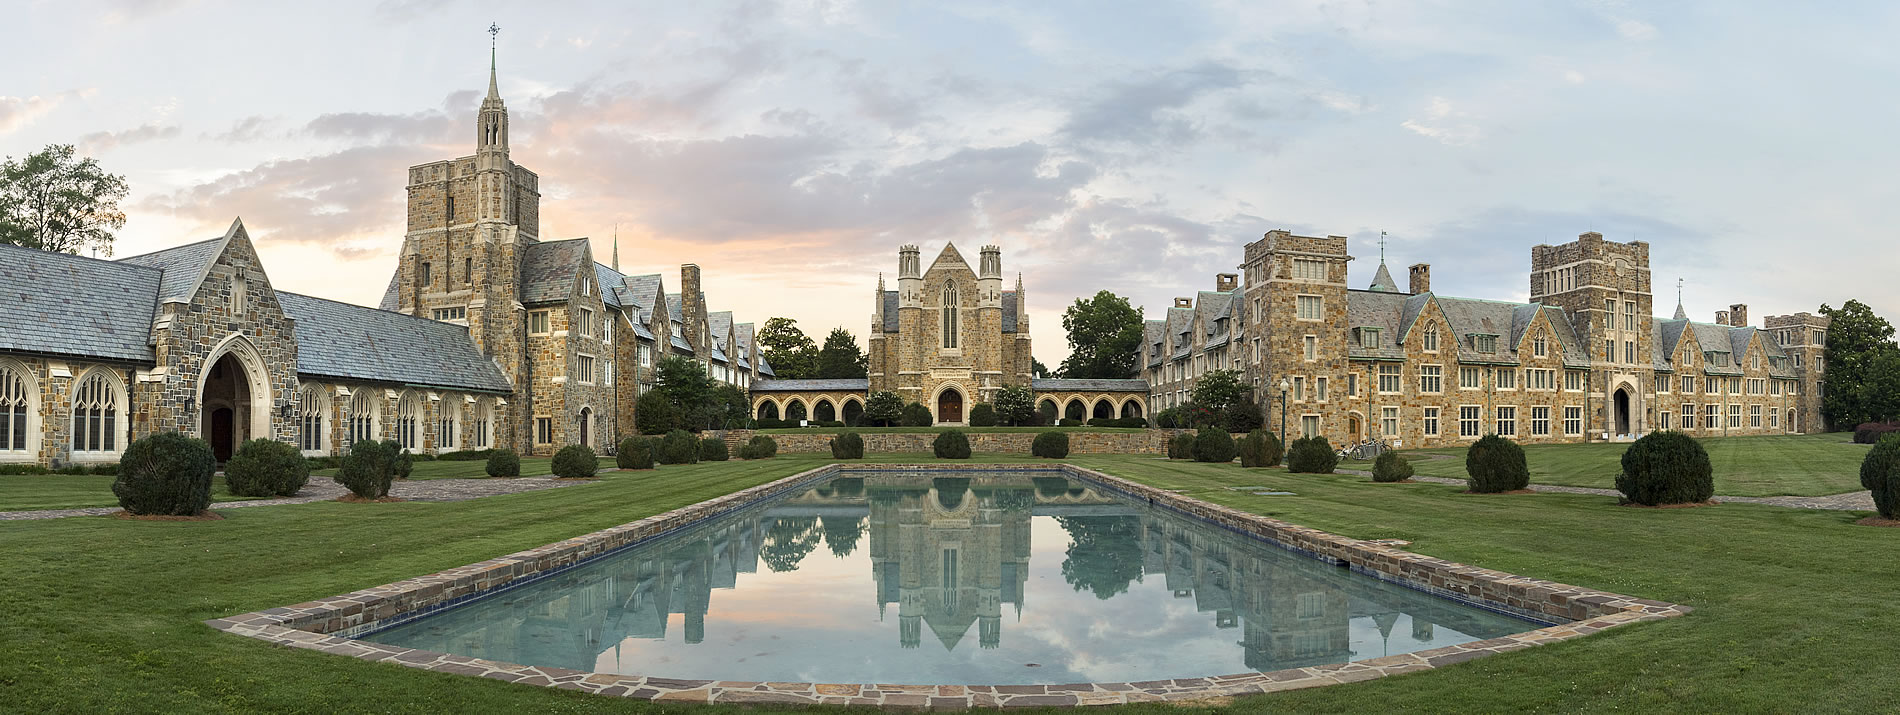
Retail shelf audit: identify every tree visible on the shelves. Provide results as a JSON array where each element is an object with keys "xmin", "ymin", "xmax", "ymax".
[
  {"xmin": 1055, "ymin": 516, "xmax": 1145, "ymax": 599},
  {"xmin": 655, "ymin": 356, "xmax": 717, "ymax": 429},
  {"xmin": 1820, "ymin": 300, "xmax": 1900, "ymax": 428},
  {"xmin": 993, "ymin": 384, "xmax": 1037, "ymax": 426},
  {"xmin": 1032, "ymin": 358, "xmax": 1053, "ymax": 378},
  {"xmin": 1192, "ymin": 369, "xmax": 1249, "ymax": 414},
  {"xmin": 711, "ymin": 383, "xmax": 750, "ymax": 429},
  {"xmin": 758, "ymin": 317, "xmax": 819, "ymax": 380},
  {"xmin": 759, "ymin": 517, "xmax": 821, "ymax": 572},
  {"xmin": 0, "ymin": 144, "xmax": 129, "ymax": 256},
  {"xmin": 1059, "ymin": 291, "xmax": 1144, "ymax": 380},
  {"xmin": 863, "ymin": 390, "xmax": 904, "ymax": 427},
  {"xmin": 821, "ymin": 515, "xmax": 865, "ymax": 558},
  {"xmin": 816, "ymin": 327, "xmax": 868, "ymax": 379}
]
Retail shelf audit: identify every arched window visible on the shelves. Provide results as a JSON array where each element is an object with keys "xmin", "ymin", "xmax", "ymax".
[
  {"xmin": 1423, "ymin": 326, "xmax": 1439, "ymax": 352},
  {"xmin": 471, "ymin": 399, "xmax": 493, "ymax": 449},
  {"xmin": 942, "ymin": 281, "xmax": 959, "ymax": 349},
  {"xmin": 298, "ymin": 386, "xmax": 326, "ymax": 454},
  {"xmin": 438, "ymin": 394, "xmax": 459, "ymax": 451},
  {"xmin": 71, "ymin": 370, "xmax": 123, "ymax": 457},
  {"xmin": 0, "ymin": 361, "xmax": 38, "ymax": 458},
  {"xmin": 348, "ymin": 389, "xmax": 379, "ymax": 445},
  {"xmin": 396, "ymin": 393, "xmax": 421, "ymax": 450},
  {"xmin": 578, "ymin": 407, "xmax": 592, "ymax": 447}
]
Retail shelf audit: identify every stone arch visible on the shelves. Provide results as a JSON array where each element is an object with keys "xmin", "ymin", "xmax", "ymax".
[
  {"xmin": 814, "ymin": 398, "xmax": 836, "ymax": 423},
  {"xmin": 577, "ymin": 404, "xmax": 593, "ymax": 447},
  {"xmin": 932, "ymin": 382, "xmax": 967, "ymax": 424},
  {"xmin": 1063, "ymin": 398, "xmax": 1086, "ymax": 422},
  {"xmin": 296, "ymin": 383, "xmax": 327, "ymax": 456},
  {"xmin": 347, "ymin": 387, "xmax": 381, "ymax": 446},
  {"xmin": 435, "ymin": 393, "xmax": 462, "ymax": 453},
  {"xmin": 1038, "ymin": 398, "xmax": 1059, "ymax": 424},
  {"xmin": 395, "ymin": 390, "xmax": 424, "ymax": 451},
  {"xmin": 756, "ymin": 399, "xmax": 780, "ymax": 421},
  {"xmin": 1091, "ymin": 398, "xmax": 1114, "ymax": 420},
  {"xmin": 1346, "ymin": 410, "xmax": 1365, "ymax": 440},
  {"xmin": 1788, "ymin": 409, "xmax": 1797, "ymax": 434},
  {"xmin": 197, "ymin": 333, "xmax": 273, "ymax": 461},
  {"xmin": 472, "ymin": 397, "xmax": 496, "ymax": 449},
  {"xmin": 69, "ymin": 366, "xmax": 128, "ymax": 461},
  {"xmin": 841, "ymin": 396, "xmax": 864, "ymax": 426},
  {"xmin": 786, "ymin": 397, "xmax": 808, "ymax": 422},
  {"xmin": 0, "ymin": 357, "xmax": 43, "ymax": 461},
  {"xmin": 1119, "ymin": 397, "xmax": 1145, "ymax": 420}
]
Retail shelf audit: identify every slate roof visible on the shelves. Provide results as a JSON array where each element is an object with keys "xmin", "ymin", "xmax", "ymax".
[
  {"xmin": 0, "ymin": 243, "xmax": 160, "ymax": 363},
  {"xmin": 277, "ymin": 292, "xmax": 512, "ymax": 392},
  {"xmin": 1367, "ymin": 262, "xmax": 1401, "ymax": 293},
  {"xmin": 881, "ymin": 291, "xmax": 899, "ymax": 332},
  {"xmin": 670, "ymin": 334, "xmax": 693, "ymax": 353},
  {"xmin": 1144, "ymin": 320, "xmax": 1166, "ymax": 367},
  {"xmin": 520, "ymin": 238, "xmax": 590, "ymax": 305},
  {"xmin": 593, "ymin": 262, "xmax": 626, "ymax": 309},
  {"xmin": 377, "ymin": 270, "xmax": 400, "ymax": 312},
  {"xmin": 1001, "ymin": 291, "xmax": 1019, "ymax": 333},
  {"xmin": 1354, "ymin": 291, "xmax": 1590, "ymax": 367},
  {"xmin": 117, "ymin": 235, "xmax": 225, "ymax": 304},
  {"xmin": 623, "ymin": 274, "xmax": 663, "ymax": 313},
  {"xmin": 1031, "ymin": 378, "xmax": 1147, "ymax": 392},
  {"xmin": 630, "ymin": 322, "xmax": 656, "ymax": 341},
  {"xmin": 1689, "ymin": 322, "xmax": 1744, "ymax": 375},
  {"xmin": 752, "ymin": 378, "xmax": 869, "ymax": 392},
  {"xmin": 708, "ymin": 312, "xmax": 733, "ymax": 346},
  {"xmin": 1167, "ymin": 306, "xmax": 1194, "ymax": 359}
]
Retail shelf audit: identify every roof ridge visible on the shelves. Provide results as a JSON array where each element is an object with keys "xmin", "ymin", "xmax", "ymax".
[
  {"xmin": 0, "ymin": 241, "xmax": 165, "ymax": 272},
  {"xmin": 113, "ymin": 235, "xmax": 225, "ymax": 262},
  {"xmin": 278, "ymin": 291, "xmax": 475, "ymax": 334}
]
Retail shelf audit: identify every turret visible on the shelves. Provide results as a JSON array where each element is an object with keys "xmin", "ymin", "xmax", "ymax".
[
  {"xmin": 978, "ymin": 245, "xmax": 1002, "ymax": 308},
  {"xmin": 897, "ymin": 244, "xmax": 922, "ymax": 309}
]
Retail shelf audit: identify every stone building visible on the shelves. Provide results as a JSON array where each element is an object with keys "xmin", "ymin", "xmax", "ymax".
[
  {"xmin": 1143, "ymin": 230, "xmax": 1825, "ymax": 446},
  {"xmin": 750, "ymin": 244, "xmax": 1146, "ymax": 426},
  {"xmin": 0, "ymin": 47, "xmax": 771, "ymax": 468}
]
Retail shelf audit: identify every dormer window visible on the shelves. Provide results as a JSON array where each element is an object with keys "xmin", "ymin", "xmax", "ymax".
[
  {"xmin": 1472, "ymin": 334, "xmax": 1498, "ymax": 354},
  {"xmin": 1214, "ymin": 317, "xmax": 1228, "ymax": 335},
  {"xmin": 1358, "ymin": 327, "xmax": 1381, "ymax": 349}
]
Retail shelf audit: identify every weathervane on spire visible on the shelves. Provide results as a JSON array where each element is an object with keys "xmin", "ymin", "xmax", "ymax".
[
  {"xmin": 1379, "ymin": 231, "xmax": 1388, "ymax": 263},
  {"xmin": 1677, "ymin": 277, "xmax": 1684, "ymax": 304}
]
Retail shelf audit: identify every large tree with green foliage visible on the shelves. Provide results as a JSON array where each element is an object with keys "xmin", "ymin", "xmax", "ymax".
[
  {"xmin": 758, "ymin": 317, "xmax": 818, "ymax": 380},
  {"xmin": 992, "ymin": 384, "xmax": 1037, "ymax": 426},
  {"xmin": 1032, "ymin": 358, "xmax": 1053, "ymax": 378},
  {"xmin": 1192, "ymin": 369, "xmax": 1249, "ymax": 413},
  {"xmin": 654, "ymin": 356, "xmax": 718, "ymax": 429},
  {"xmin": 1059, "ymin": 291, "xmax": 1144, "ymax": 379},
  {"xmin": 863, "ymin": 390, "xmax": 904, "ymax": 427},
  {"xmin": 816, "ymin": 327, "xmax": 868, "ymax": 379},
  {"xmin": 0, "ymin": 144, "xmax": 129, "ymax": 256},
  {"xmin": 1055, "ymin": 515, "xmax": 1145, "ymax": 599},
  {"xmin": 1820, "ymin": 300, "xmax": 1900, "ymax": 427}
]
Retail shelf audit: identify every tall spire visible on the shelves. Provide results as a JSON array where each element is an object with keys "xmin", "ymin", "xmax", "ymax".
[
  {"xmin": 611, "ymin": 224, "xmax": 620, "ymax": 271},
  {"xmin": 486, "ymin": 23, "xmax": 501, "ymax": 99}
]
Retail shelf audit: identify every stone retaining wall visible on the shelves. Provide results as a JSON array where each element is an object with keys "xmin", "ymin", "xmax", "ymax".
[{"xmin": 710, "ymin": 429, "xmax": 1193, "ymax": 455}]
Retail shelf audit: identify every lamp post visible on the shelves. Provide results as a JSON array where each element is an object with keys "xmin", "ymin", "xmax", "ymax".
[{"xmin": 1276, "ymin": 377, "xmax": 1290, "ymax": 465}]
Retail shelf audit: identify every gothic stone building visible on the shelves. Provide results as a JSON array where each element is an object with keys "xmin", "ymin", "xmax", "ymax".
[
  {"xmin": 749, "ymin": 244, "xmax": 1146, "ymax": 426},
  {"xmin": 1143, "ymin": 230, "xmax": 1826, "ymax": 447},
  {"xmin": 0, "ymin": 54, "xmax": 773, "ymax": 468}
]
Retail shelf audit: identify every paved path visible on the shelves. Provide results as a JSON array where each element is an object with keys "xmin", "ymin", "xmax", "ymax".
[
  {"xmin": 0, "ymin": 475, "xmax": 588, "ymax": 521},
  {"xmin": 1332, "ymin": 468, "xmax": 1873, "ymax": 511}
]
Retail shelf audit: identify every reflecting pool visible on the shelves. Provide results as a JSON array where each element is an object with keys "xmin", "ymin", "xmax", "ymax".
[{"xmin": 369, "ymin": 471, "xmax": 1537, "ymax": 684}]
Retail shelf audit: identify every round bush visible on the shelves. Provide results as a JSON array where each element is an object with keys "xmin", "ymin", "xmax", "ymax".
[
  {"xmin": 968, "ymin": 403, "xmax": 998, "ymax": 427},
  {"xmin": 900, "ymin": 403, "xmax": 933, "ymax": 427},
  {"xmin": 1862, "ymin": 434, "xmax": 1900, "ymax": 519},
  {"xmin": 1372, "ymin": 451, "xmax": 1414, "ymax": 483},
  {"xmin": 336, "ymin": 439, "xmax": 397, "ymax": 498},
  {"xmin": 1238, "ymin": 429, "xmax": 1283, "ymax": 468},
  {"xmin": 1168, "ymin": 433, "xmax": 1196, "ymax": 460},
  {"xmin": 831, "ymin": 432, "xmax": 865, "ymax": 459},
  {"xmin": 1614, "ymin": 430, "xmax": 1713, "ymax": 505},
  {"xmin": 636, "ymin": 390, "xmax": 675, "ymax": 435},
  {"xmin": 739, "ymin": 435, "xmax": 778, "ymax": 459},
  {"xmin": 382, "ymin": 440, "xmax": 414, "ymax": 480},
  {"xmin": 617, "ymin": 437, "xmax": 655, "ymax": 469},
  {"xmin": 1286, "ymin": 436, "xmax": 1338, "ymax": 474},
  {"xmin": 658, "ymin": 430, "xmax": 700, "ymax": 465},
  {"xmin": 698, "ymin": 437, "xmax": 729, "ymax": 462},
  {"xmin": 1193, "ymin": 428, "xmax": 1238, "ymax": 463},
  {"xmin": 486, "ymin": 448, "xmax": 521, "ymax": 477},
  {"xmin": 933, "ymin": 430, "xmax": 971, "ymax": 459},
  {"xmin": 1032, "ymin": 431, "xmax": 1070, "ymax": 459},
  {"xmin": 1222, "ymin": 402, "xmax": 1264, "ymax": 433},
  {"xmin": 1465, "ymin": 434, "xmax": 1530, "ymax": 493},
  {"xmin": 112, "ymin": 431, "xmax": 215, "ymax": 515},
  {"xmin": 224, "ymin": 438, "xmax": 309, "ymax": 497},
  {"xmin": 551, "ymin": 444, "xmax": 599, "ymax": 478}
]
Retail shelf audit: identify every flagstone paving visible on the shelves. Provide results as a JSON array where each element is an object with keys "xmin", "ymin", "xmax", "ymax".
[{"xmin": 0, "ymin": 475, "xmax": 587, "ymax": 521}]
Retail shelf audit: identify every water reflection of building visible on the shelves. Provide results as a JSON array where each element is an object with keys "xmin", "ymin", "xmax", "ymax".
[{"xmin": 866, "ymin": 477, "xmax": 1032, "ymax": 649}]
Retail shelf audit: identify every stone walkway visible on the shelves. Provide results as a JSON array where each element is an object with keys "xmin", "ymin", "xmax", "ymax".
[
  {"xmin": 1331, "ymin": 468, "xmax": 1873, "ymax": 511},
  {"xmin": 0, "ymin": 475, "xmax": 588, "ymax": 521}
]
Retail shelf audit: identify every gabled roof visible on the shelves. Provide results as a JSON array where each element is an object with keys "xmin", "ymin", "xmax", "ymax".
[
  {"xmin": 1031, "ymin": 378, "xmax": 1147, "ymax": 392},
  {"xmin": 623, "ymin": 274, "xmax": 663, "ymax": 311},
  {"xmin": 593, "ymin": 262, "xmax": 626, "ymax": 309},
  {"xmin": 1689, "ymin": 322, "xmax": 1744, "ymax": 375},
  {"xmin": 708, "ymin": 311, "xmax": 734, "ymax": 345},
  {"xmin": 278, "ymin": 292, "xmax": 512, "ymax": 392},
  {"xmin": 520, "ymin": 238, "xmax": 590, "ymax": 305},
  {"xmin": 1358, "ymin": 291, "xmax": 1589, "ymax": 367},
  {"xmin": 0, "ymin": 242, "xmax": 161, "ymax": 363},
  {"xmin": 1143, "ymin": 320, "xmax": 1165, "ymax": 367},
  {"xmin": 117, "ymin": 231, "xmax": 228, "ymax": 304},
  {"xmin": 926, "ymin": 243, "xmax": 970, "ymax": 273}
]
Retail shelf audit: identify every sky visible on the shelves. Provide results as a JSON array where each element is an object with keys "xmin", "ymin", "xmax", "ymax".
[{"xmin": 5, "ymin": 0, "xmax": 1897, "ymax": 365}]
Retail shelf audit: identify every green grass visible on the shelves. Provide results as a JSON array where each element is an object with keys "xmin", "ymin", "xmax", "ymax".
[
  {"xmin": 1399, "ymin": 432, "xmax": 1870, "ymax": 497},
  {"xmin": 755, "ymin": 425, "xmax": 1148, "ymax": 434},
  {"xmin": 4, "ymin": 451, "xmax": 1897, "ymax": 712},
  {"xmin": 0, "ymin": 475, "xmax": 270, "ymax": 512},
  {"xmin": 308, "ymin": 457, "xmax": 555, "ymax": 481}
]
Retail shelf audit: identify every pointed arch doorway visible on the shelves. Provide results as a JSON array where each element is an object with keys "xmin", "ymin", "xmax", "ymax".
[
  {"xmin": 197, "ymin": 336, "xmax": 272, "ymax": 463},
  {"xmin": 937, "ymin": 388, "xmax": 964, "ymax": 425}
]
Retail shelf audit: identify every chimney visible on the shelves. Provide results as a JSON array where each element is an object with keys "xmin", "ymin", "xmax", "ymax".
[
  {"xmin": 1729, "ymin": 303, "xmax": 1748, "ymax": 328},
  {"xmin": 1216, "ymin": 273, "xmax": 1238, "ymax": 292},
  {"xmin": 1174, "ymin": 297, "xmax": 1193, "ymax": 308},
  {"xmin": 1408, "ymin": 263, "xmax": 1431, "ymax": 294},
  {"xmin": 1715, "ymin": 310, "xmax": 1730, "ymax": 326},
  {"xmin": 681, "ymin": 264, "xmax": 705, "ymax": 350}
]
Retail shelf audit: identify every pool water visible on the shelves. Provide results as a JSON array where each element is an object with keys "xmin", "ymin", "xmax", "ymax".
[{"xmin": 368, "ymin": 471, "xmax": 1538, "ymax": 685}]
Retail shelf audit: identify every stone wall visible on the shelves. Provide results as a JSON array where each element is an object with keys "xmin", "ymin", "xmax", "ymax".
[{"xmin": 709, "ymin": 429, "xmax": 1192, "ymax": 455}]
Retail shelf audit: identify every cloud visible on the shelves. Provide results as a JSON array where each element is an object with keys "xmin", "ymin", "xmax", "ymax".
[
  {"xmin": 209, "ymin": 116, "xmax": 280, "ymax": 143},
  {"xmin": 1615, "ymin": 18, "xmax": 1658, "ymax": 41},
  {"xmin": 1401, "ymin": 96, "xmax": 1482, "ymax": 146},
  {"xmin": 135, "ymin": 144, "xmax": 437, "ymax": 254},
  {"xmin": 0, "ymin": 95, "xmax": 62, "ymax": 135},
  {"xmin": 102, "ymin": 0, "xmax": 191, "ymax": 24},
  {"xmin": 306, "ymin": 109, "xmax": 460, "ymax": 146},
  {"xmin": 78, "ymin": 123, "xmax": 181, "ymax": 153},
  {"xmin": 1061, "ymin": 62, "xmax": 1251, "ymax": 146}
]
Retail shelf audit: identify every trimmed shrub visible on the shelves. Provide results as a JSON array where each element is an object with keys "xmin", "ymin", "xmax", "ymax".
[
  {"xmin": 968, "ymin": 403, "xmax": 999, "ymax": 427},
  {"xmin": 1154, "ymin": 408, "xmax": 1181, "ymax": 429},
  {"xmin": 831, "ymin": 432, "xmax": 865, "ymax": 459},
  {"xmin": 617, "ymin": 437, "xmax": 655, "ymax": 469},
  {"xmin": 1862, "ymin": 434, "xmax": 1900, "ymax": 519},
  {"xmin": 224, "ymin": 439, "xmax": 309, "ymax": 497},
  {"xmin": 56, "ymin": 464, "xmax": 88, "ymax": 475},
  {"xmin": 486, "ymin": 448, "xmax": 521, "ymax": 477},
  {"xmin": 1193, "ymin": 428, "xmax": 1238, "ymax": 463},
  {"xmin": 1238, "ymin": 429, "xmax": 1282, "ymax": 468},
  {"xmin": 1222, "ymin": 402, "xmax": 1265, "ymax": 434},
  {"xmin": 382, "ymin": 441, "xmax": 414, "ymax": 480},
  {"xmin": 551, "ymin": 444, "xmax": 599, "ymax": 478},
  {"xmin": 1465, "ymin": 434, "xmax": 1530, "ymax": 493},
  {"xmin": 1615, "ymin": 430, "xmax": 1714, "ymax": 505},
  {"xmin": 111, "ymin": 432, "xmax": 216, "ymax": 516},
  {"xmin": 1168, "ymin": 433, "xmax": 1196, "ymax": 460},
  {"xmin": 336, "ymin": 439, "xmax": 398, "ymax": 498},
  {"xmin": 1086, "ymin": 417, "xmax": 1116, "ymax": 428},
  {"xmin": 1372, "ymin": 451, "xmax": 1415, "ymax": 483},
  {"xmin": 1286, "ymin": 436, "xmax": 1338, "ymax": 474},
  {"xmin": 306, "ymin": 455, "xmax": 342, "ymax": 471},
  {"xmin": 1854, "ymin": 422, "xmax": 1900, "ymax": 445},
  {"xmin": 436, "ymin": 449, "xmax": 495, "ymax": 461},
  {"xmin": 636, "ymin": 390, "xmax": 675, "ymax": 435},
  {"xmin": 89, "ymin": 463, "xmax": 120, "ymax": 475},
  {"xmin": 1032, "ymin": 431, "xmax": 1070, "ymax": 459},
  {"xmin": 901, "ymin": 402, "xmax": 933, "ymax": 427},
  {"xmin": 933, "ymin": 430, "xmax": 972, "ymax": 459},
  {"xmin": 0, "ymin": 464, "xmax": 51, "ymax": 475},
  {"xmin": 658, "ymin": 430, "xmax": 700, "ymax": 465},
  {"xmin": 698, "ymin": 437, "xmax": 729, "ymax": 462},
  {"xmin": 1059, "ymin": 418, "xmax": 1085, "ymax": 427},
  {"xmin": 738, "ymin": 435, "xmax": 778, "ymax": 460}
]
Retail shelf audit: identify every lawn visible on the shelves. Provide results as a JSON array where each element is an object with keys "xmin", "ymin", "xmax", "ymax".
[
  {"xmin": 308, "ymin": 456, "xmax": 555, "ymax": 481},
  {"xmin": 1399, "ymin": 432, "xmax": 1871, "ymax": 497},
  {"xmin": 0, "ymin": 474, "xmax": 268, "ymax": 512},
  {"xmin": 4, "ymin": 452, "xmax": 1898, "ymax": 712}
]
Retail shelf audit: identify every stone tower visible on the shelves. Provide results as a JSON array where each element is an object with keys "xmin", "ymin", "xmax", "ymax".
[
  {"xmin": 394, "ymin": 41, "xmax": 543, "ymax": 451},
  {"xmin": 1763, "ymin": 311, "xmax": 1832, "ymax": 432},
  {"xmin": 1239, "ymin": 230, "xmax": 1352, "ymax": 438},
  {"xmin": 1530, "ymin": 232, "xmax": 1655, "ymax": 437}
]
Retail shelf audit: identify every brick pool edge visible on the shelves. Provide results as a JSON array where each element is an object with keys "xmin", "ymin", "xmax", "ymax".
[{"xmin": 206, "ymin": 463, "xmax": 1693, "ymax": 708}]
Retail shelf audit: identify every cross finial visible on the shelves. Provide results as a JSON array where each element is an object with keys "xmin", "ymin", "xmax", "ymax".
[
  {"xmin": 1379, "ymin": 231, "xmax": 1388, "ymax": 263},
  {"xmin": 1677, "ymin": 277, "xmax": 1684, "ymax": 304}
]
